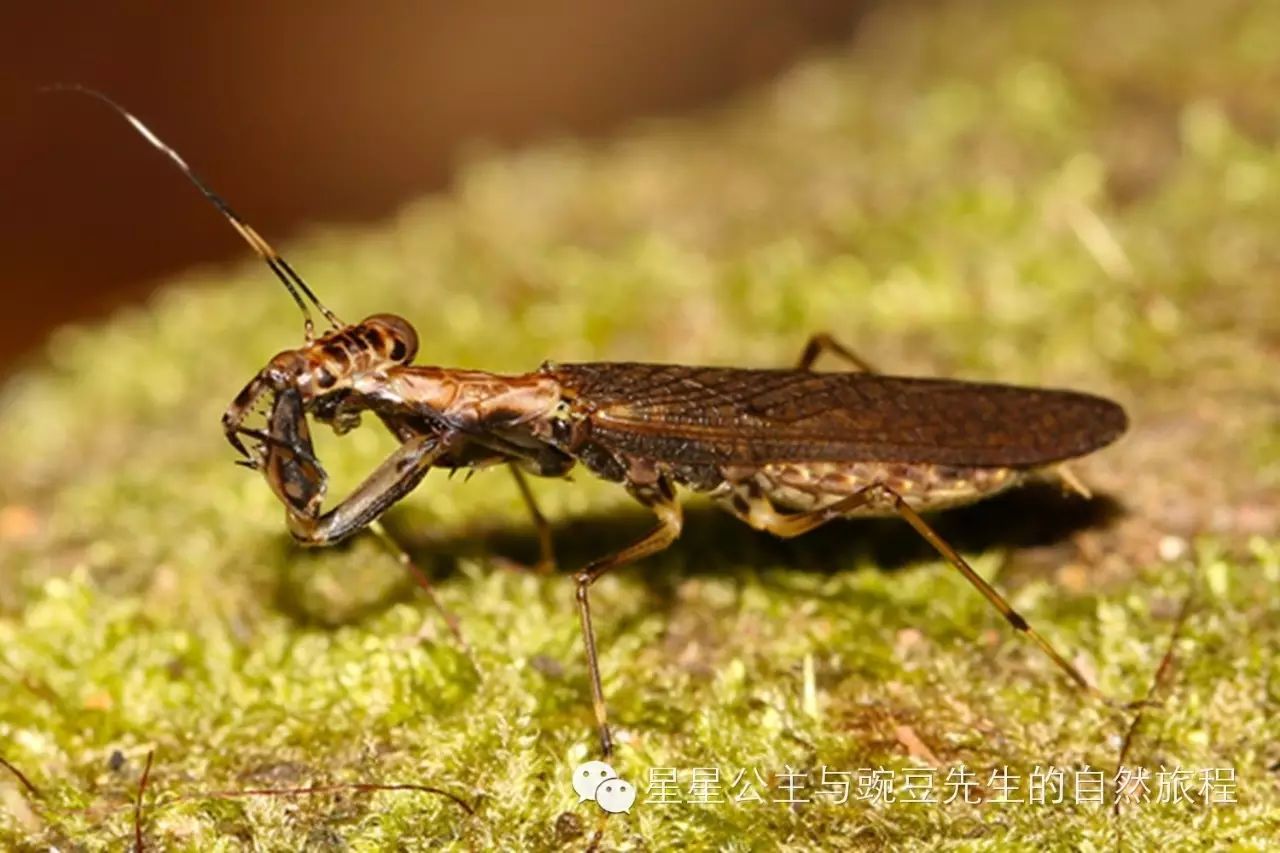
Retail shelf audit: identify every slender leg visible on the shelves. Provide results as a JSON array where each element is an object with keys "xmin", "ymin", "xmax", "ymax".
[
  {"xmin": 508, "ymin": 465, "xmax": 557, "ymax": 573},
  {"xmin": 795, "ymin": 332, "xmax": 879, "ymax": 373},
  {"xmin": 576, "ymin": 494, "xmax": 683, "ymax": 756},
  {"xmin": 369, "ymin": 520, "xmax": 469, "ymax": 650},
  {"xmin": 728, "ymin": 483, "xmax": 1105, "ymax": 701},
  {"xmin": 283, "ymin": 431, "xmax": 457, "ymax": 546},
  {"xmin": 248, "ymin": 386, "xmax": 459, "ymax": 545},
  {"xmin": 1054, "ymin": 463, "xmax": 1093, "ymax": 499}
]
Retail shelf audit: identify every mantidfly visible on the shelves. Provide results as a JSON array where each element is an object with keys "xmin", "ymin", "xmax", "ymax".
[{"xmin": 69, "ymin": 90, "xmax": 1128, "ymax": 757}]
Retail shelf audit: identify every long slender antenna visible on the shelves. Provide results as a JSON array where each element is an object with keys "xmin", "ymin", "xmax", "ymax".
[{"xmin": 44, "ymin": 85, "xmax": 343, "ymax": 340}]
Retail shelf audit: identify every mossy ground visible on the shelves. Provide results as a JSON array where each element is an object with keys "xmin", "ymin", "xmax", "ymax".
[{"xmin": 2, "ymin": 0, "xmax": 1278, "ymax": 849}]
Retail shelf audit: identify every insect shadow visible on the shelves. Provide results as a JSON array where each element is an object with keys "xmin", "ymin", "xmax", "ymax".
[{"xmin": 268, "ymin": 481, "xmax": 1123, "ymax": 630}]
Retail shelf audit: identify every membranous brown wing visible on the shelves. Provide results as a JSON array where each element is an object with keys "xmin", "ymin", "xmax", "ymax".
[{"xmin": 548, "ymin": 362, "xmax": 1127, "ymax": 469}]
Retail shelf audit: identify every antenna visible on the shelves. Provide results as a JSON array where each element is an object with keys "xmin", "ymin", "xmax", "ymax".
[{"xmin": 45, "ymin": 85, "xmax": 343, "ymax": 340}]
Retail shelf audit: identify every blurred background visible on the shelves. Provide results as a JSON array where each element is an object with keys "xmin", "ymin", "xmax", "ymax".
[{"xmin": 1, "ymin": 1, "xmax": 864, "ymax": 375}]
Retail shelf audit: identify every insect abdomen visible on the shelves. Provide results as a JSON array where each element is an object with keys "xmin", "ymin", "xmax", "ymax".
[{"xmin": 735, "ymin": 460, "xmax": 1022, "ymax": 514}]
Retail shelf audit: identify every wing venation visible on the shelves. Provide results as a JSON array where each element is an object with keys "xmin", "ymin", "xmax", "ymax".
[{"xmin": 548, "ymin": 362, "xmax": 1127, "ymax": 468}]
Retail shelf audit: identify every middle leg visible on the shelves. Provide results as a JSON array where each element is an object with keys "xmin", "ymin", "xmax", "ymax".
[
  {"xmin": 508, "ymin": 464, "xmax": 557, "ymax": 574},
  {"xmin": 575, "ymin": 483, "xmax": 683, "ymax": 756}
]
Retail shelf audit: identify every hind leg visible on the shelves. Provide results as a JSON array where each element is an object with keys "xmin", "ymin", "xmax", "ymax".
[
  {"xmin": 721, "ymin": 482, "xmax": 1107, "ymax": 701},
  {"xmin": 794, "ymin": 332, "xmax": 878, "ymax": 373}
]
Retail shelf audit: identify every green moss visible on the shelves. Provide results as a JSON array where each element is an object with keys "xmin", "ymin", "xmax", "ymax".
[{"xmin": 2, "ymin": 0, "xmax": 1278, "ymax": 848}]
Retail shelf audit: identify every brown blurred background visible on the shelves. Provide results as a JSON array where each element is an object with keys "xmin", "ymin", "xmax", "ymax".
[{"xmin": 1, "ymin": 2, "xmax": 864, "ymax": 375}]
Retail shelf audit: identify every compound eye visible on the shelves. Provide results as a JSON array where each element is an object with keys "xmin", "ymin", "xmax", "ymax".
[{"xmin": 363, "ymin": 313, "xmax": 419, "ymax": 363}]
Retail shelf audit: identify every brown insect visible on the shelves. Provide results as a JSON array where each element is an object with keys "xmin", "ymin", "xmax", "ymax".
[{"xmin": 74, "ymin": 90, "xmax": 1127, "ymax": 757}]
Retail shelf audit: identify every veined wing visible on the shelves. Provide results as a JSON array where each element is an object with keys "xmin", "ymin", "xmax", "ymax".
[{"xmin": 548, "ymin": 362, "xmax": 1127, "ymax": 468}]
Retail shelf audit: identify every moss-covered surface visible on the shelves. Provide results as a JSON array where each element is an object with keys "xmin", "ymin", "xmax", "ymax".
[{"xmin": 3, "ymin": 0, "xmax": 1279, "ymax": 848}]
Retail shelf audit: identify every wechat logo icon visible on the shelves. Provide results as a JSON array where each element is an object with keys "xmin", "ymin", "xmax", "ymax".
[{"xmin": 572, "ymin": 761, "xmax": 636, "ymax": 814}]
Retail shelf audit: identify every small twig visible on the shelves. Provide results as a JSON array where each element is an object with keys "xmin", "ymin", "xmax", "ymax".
[
  {"xmin": 188, "ymin": 781, "xmax": 476, "ymax": 816},
  {"xmin": 0, "ymin": 754, "xmax": 41, "ymax": 799},
  {"xmin": 1113, "ymin": 590, "xmax": 1195, "ymax": 817},
  {"xmin": 893, "ymin": 722, "xmax": 942, "ymax": 768},
  {"xmin": 134, "ymin": 749, "xmax": 155, "ymax": 853},
  {"xmin": 43, "ymin": 774, "xmax": 477, "ymax": 830},
  {"xmin": 584, "ymin": 814, "xmax": 607, "ymax": 853}
]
